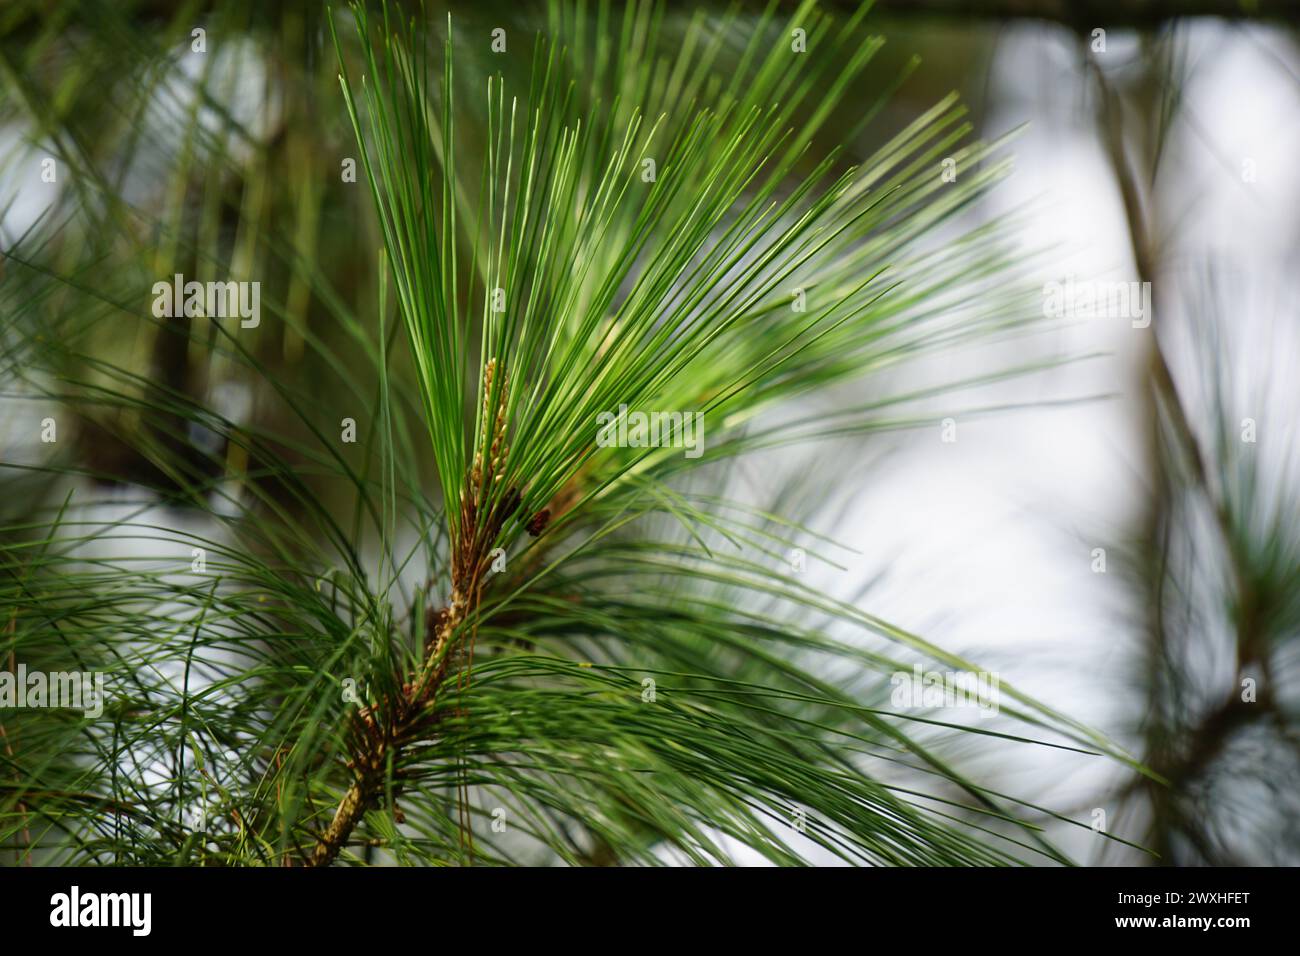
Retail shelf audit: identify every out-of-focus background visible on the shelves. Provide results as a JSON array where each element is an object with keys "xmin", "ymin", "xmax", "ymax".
[{"xmin": 2, "ymin": 1, "xmax": 1298, "ymax": 864}]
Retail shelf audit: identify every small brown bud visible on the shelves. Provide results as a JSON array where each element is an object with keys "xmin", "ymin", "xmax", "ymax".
[{"xmin": 526, "ymin": 509, "xmax": 551, "ymax": 536}]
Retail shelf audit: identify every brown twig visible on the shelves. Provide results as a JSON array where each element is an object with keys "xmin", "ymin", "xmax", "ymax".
[{"xmin": 307, "ymin": 362, "xmax": 520, "ymax": 867}]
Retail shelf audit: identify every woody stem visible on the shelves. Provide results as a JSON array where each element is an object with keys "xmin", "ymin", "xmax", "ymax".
[{"xmin": 306, "ymin": 593, "xmax": 466, "ymax": 867}]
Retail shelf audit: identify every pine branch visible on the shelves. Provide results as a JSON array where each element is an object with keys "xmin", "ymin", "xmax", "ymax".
[
  {"xmin": 309, "ymin": 396, "xmax": 522, "ymax": 865},
  {"xmin": 0, "ymin": 0, "xmax": 1154, "ymax": 867},
  {"xmin": 308, "ymin": 565, "xmax": 464, "ymax": 864}
]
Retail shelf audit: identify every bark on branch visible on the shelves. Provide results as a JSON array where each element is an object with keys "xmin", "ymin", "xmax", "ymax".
[{"xmin": 307, "ymin": 595, "xmax": 465, "ymax": 867}]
